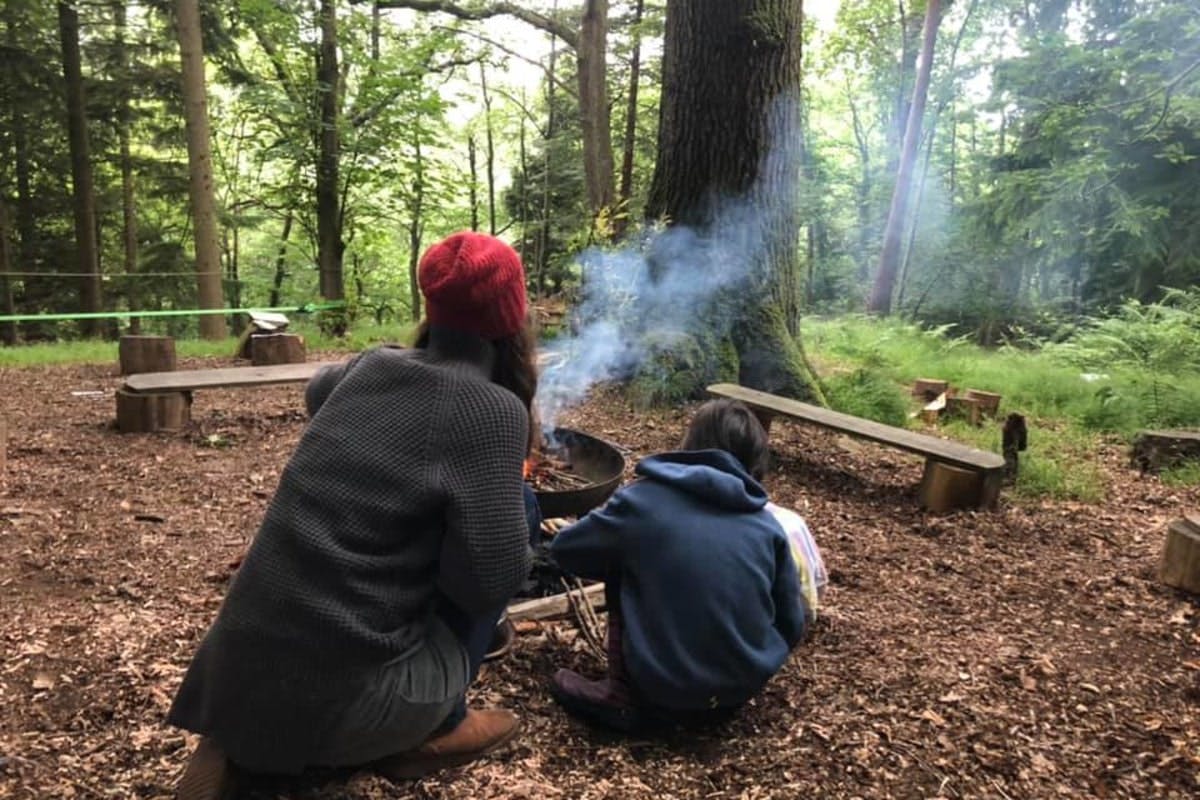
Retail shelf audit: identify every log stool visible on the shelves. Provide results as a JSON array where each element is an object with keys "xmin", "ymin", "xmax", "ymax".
[
  {"xmin": 1160, "ymin": 515, "xmax": 1200, "ymax": 595},
  {"xmin": 118, "ymin": 335, "xmax": 176, "ymax": 375},
  {"xmin": 250, "ymin": 333, "xmax": 306, "ymax": 366},
  {"xmin": 115, "ymin": 389, "xmax": 191, "ymax": 433}
]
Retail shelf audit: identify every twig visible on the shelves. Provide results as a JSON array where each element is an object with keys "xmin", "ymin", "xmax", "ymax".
[{"xmin": 560, "ymin": 577, "xmax": 605, "ymax": 658}]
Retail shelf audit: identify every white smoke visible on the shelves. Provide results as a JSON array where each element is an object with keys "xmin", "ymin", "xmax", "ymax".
[{"xmin": 535, "ymin": 96, "xmax": 803, "ymax": 431}]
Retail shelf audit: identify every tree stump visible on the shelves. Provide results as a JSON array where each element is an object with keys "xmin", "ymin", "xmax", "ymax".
[
  {"xmin": 1131, "ymin": 430, "xmax": 1200, "ymax": 473},
  {"xmin": 1159, "ymin": 515, "xmax": 1200, "ymax": 595},
  {"xmin": 920, "ymin": 392, "xmax": 947, "ymax": 424},
  {"xmin": 115, "ymin": 390, "xmax": 190, "ymax": 433},
  {"xmin": 912, "ymin": 378, "xmax": 949, "ymax": 401},
  {"xmin": 965, "ymin": 389, "xmax": 1002, "ymax": 417},
  {"xmin": 944, "ymin": 396, "xmax": 982, "ymax": 426},
  {"xmin": 919, "ymin": 461, "xmax": 985, "ymax": 513},
  {"xmin": 250, "ymin": 333, "xmax": 306, "ymax": 366},
  {"xmin": 118, "ymin": 335, "xmax": 176, "ymax": 375}
]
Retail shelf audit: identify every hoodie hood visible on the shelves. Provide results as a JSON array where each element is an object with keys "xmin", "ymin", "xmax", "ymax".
[{"xmin": 635, "ymin": 450, "xmax": 768, "ymax": 513}]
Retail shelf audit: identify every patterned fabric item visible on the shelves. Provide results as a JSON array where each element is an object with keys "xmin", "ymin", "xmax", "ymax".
[{"xmin": 765, "ymin": 502, "xmax": 827, "ymax": 622}]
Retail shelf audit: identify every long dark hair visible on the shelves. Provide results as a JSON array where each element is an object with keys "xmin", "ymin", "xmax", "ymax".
[{"xmin": 412, "ymin": 318, "xmax": 540, "ymax": 450}]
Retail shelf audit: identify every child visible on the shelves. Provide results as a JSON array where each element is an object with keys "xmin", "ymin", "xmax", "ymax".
[{"xmin": 548, "ymin": 399, "xmax": 826, "ymax": 731}]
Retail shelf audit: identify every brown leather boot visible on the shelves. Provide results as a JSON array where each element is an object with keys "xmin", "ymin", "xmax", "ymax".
[
  {"xmin": 176, "ymin": 737, "xmax": 237, "ymax": 800},
  {"xmin": 374, "ymin": 708, "xmax": 520, "ymax": 781}
]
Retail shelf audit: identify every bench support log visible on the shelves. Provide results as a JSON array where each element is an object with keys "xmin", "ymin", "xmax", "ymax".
[
  {"xmin": 119, "ymin": 335, "xmax": 176, "ymax": 375},
  {"xmin": 116, "ymin": 389, "xmax": 191, "ymax": 433},
  {"xmin": 1160, "ymin": 516, "xmax": 1200, "ymax": 595},
  {"xmin": 251, "ymin": 333, "xmax": 306, "ymax": 366}
]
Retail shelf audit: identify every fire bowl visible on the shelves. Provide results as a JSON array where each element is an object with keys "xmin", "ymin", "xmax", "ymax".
[{"xmin": 532, "ymin": 427, "xmax": 626, "ymax": 519}]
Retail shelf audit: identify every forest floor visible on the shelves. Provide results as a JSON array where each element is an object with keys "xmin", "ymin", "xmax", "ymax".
[{"xmin": 1, "ymin": 355, "xmax": 1199, "ymax": 800}]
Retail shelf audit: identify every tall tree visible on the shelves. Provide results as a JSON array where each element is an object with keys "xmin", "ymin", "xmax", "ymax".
[
  {"xmin": 57, "ymin": 1, "xmax": 103, "ymax": 335},
  {"xmin": 174, "ymin": 0, "xmax": 227, "ymax": 338},
  {"xmin": 615, "ymin": 0, "xmax": 645, "ymax": 237},
  {"xmin": 316, "ymin": 0, "xmax": 345, "ymax": 307},
  {"xmin": 0, "ymin": 198, "xmax": 15, "ymax": 345},
  {"xmin": 867, "ymin": 0, "xmax": 942, "ymax": 314},
  {"xmin": 645, "ymin": 0, "xmax": 821, "ymax": 399},
  {"xmin": 113, "ymin": 0, "xmax": 141, "ymax": 332}
]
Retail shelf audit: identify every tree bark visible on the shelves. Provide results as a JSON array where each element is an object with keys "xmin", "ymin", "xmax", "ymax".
[
  {"xmin": 867, "ymin": 0, "xmax": 942, "ymax": 314},
  {"xmin": 467, "ymin": 133, "xmax": 479, "ymax": 231},
  {"xmin": 645, "ymin": 0, "xmax": 821, "ymax": 400},
  {"xmin": 58, "ymin": 1, "xmax": 103, "ymax": 335},
  {"xmin": 615, "ymin": 0, "xmax": 645, "ymax": 238},
  {"xmin": 0, "ymin": 198, "xmax": 16, "ymax": 345},
  {"xmin": 269, "ymin": 211, "xmax": 293, "ymax": 308},
  {"xmin": 174, "ymin": 0, "xmax": 228, "ymax": 339},
  {"xmin": 578, "ymin": 0, "xmax": 615, "ymax": 220},
  {"xmin": 316, "ymin": 0, "xmax": 345, "ymax": 306},
  {"xmin": 408, "ymin": 136, "xmax": 424, "ymax": 323},
  {"xmin": 114, "ymin": 0, "xmax": 141, "ymax": 332}
]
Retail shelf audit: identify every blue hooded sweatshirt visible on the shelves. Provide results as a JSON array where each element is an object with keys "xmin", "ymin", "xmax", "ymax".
[{"xmin": 550, "ymin": 449, "xmax": 807, "ymax": 711}]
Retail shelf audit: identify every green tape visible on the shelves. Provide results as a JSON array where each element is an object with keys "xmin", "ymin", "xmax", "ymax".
[{"xmin": 0, "ymin": 302, "xmax": 345, "ymax": 324}]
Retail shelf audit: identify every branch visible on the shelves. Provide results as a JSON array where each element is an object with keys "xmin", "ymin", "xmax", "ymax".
[
  {"xmin": 348, "ymin": 56, "xmax": 480, "ymax": 129},
  {"xmin": 434, "ymin": 24, "xmax": 576, "ymax": 97},
  {"xmin": 370, "ymin": 0, "xmax": 578, "ymax": 50}
]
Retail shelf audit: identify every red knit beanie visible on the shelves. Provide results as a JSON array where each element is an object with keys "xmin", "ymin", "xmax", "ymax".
[{"xmin": 418, "ymin": 232, "xmax": 528, "ymax": 340}]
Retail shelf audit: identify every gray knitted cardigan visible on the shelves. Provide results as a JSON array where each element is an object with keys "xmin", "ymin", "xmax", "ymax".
[{"xmin": 167, "ymin": 332, "xmax": 533, "ymax": 773}]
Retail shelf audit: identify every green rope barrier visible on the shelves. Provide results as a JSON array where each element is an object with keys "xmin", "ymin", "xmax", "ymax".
[{"xmin": 0, "ymin": 301, "xmax": 345, "ymax": 324}]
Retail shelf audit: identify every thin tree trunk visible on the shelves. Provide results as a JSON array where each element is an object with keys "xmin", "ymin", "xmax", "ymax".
[
  {"xmin": 5, "ymin": 5, "xmax": 36, "ymax": 289},
  {"xmin": 0, "ymin": 199, "xmax": 16, "ymax": 345},
  {"xmin": 895, "ymin": 125, "xmax": 937, "ymax": 311},
  {"xmin": 847, "ymin": 84, "xmax": 872, "ymax": 283},
  {"xmin": 517, "ymin": 94, "xmax": 530, "ymax": 262},
  {"xmin": 407, "ymin": 137, "xmax": 424, "ymax": 322},
  {"xmin": 175, "ymin": 0, "xmax": 228, "ymax": 338},
  {"xmin": 467, "ymin": 133, "xmax": 479, "ymax": 231},
  {"xmin": 615, "ymin": 0, "xmax": 645, "ymax": 238},
  {"xmin": 537, "ymin": 12, "xmax": 558, "ymax": 296},
  {"xmin": 578, "ymin": 0, "xmax": 615, "ymax": 220},
  {"xmin": 867, "ymin": 0, "xmax": 942, "ymax": 314},
  {"xmin": 316, "ymin": 0, "xmax": 345, "ymax": 306},
  {"xmin": 58, "ymin": 1, "xmax": 103, "ymax": 335},
  {"xmin": 479, "ymin": 62, "xmax": 497, "ymax": 235},
  {"xmin": 269, "ymin": 211, "xmax": 294, "ymax": 308},
  {"xmin": 115, "ymin": 0, "xmax": 140, "ymax": 333}
]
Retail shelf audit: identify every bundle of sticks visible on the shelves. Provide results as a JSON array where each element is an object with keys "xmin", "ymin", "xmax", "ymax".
[{"xmin": 525, "ymin": 452, "xmax": 590, "ymax": 492}]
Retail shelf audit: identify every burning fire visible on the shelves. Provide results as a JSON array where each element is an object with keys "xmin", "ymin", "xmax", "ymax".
[{"xmin": 523, "ymin": 456, "xmax": 535, "ymax": 480}]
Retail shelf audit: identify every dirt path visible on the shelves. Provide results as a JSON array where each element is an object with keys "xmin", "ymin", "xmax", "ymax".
[{"xmin": 1, "ymin": 357, "xmax": 1197, "ymax": 799}]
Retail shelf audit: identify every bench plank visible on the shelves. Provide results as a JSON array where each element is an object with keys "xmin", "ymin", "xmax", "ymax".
[
  {"xmin": 707, "ymin": 383, "xmax": 1005, "ymax": 472},
  {"xmin": 124, "ymin": 361, "xmax": 342, "ymax": 394}
]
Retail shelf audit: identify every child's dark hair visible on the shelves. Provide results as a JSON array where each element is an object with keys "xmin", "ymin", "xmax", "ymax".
[{"xmin": 681, "ymin": 399, "xmax": 769, "ymax": 480}]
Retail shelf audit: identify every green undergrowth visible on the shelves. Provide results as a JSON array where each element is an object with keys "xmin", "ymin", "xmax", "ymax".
[
  {"xmin": 801, "ymin": 314, "xmax": 1200, "ymax": 503},
  {"xmin": 1160, "ymin": 462, "xmax": 1200, "ymax": 488},
  {"xmin": 0, "ymin": 321, "xmax": 412, "ymax": 368}
]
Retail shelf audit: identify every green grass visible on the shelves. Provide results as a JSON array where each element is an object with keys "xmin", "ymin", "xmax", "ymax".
[
  {"xmin": 800, "ymin": 314, "xmax": 1200, "ymax": 503},
  {"xmin": 0, "ymin": 320, "xmax": 414, "ymax": 368},
  {"xmin": 1160, "ymin": 462, "xmax": 1200, "ymax": 488}
]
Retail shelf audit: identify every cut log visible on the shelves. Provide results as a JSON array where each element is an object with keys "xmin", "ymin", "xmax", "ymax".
[
  {"xmin": 964, "ymin": 389, "xmax": 1002, "ymax": 417},
  {"xmin": 912, "ymin": 378, "xmax": 949, "ymax": 401},
  {"xmin": 1159, "ymin": 515, "xmax": 1200, "ymax": 595},
  {"xmin": 115, "ymin": 389, "xmax": 191, "ymax": 433},
  {"xmin": 118, "ymin": 335, "xmax": 176, "ymax": 375},
  {"xmin": 919, "ymin": 460, "xmax": 986, "ymax": 513},
  {"xmin": 944, "ymin": 396, "xmax": 982, "ymax": 426},
  {"xmin": 920, "ymin": 392, "xmax": 947, "ymax": 424},
  {"xmin": 1131, "ymin": 430, "xmax": 1200, "ymax": 473},
  {"xmin": 507, "ymin": 582, "xmax": 607, "ymax": 622},
  {"xmin": 250, "ymin": 333, "xmax": 306, "ymax": 366}
]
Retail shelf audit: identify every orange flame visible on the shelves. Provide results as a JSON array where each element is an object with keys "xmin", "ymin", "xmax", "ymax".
[{"xmin": 523, "ymin": 457, "xmax": 535, "ymax": 480}]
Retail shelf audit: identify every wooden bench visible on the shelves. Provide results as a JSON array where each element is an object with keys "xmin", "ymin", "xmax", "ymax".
[
  {"xmin": 707, "ymin": 383, "xmax": 1006, "ymax": 510},
  {"xmin": 116, "ymin": 362, "xmax": 342, "ymax": 433}
]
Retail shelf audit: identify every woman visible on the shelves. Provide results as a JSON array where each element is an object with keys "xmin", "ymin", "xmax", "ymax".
[{"xmin": 170, "ymin": 232, "xmax": 541, "ymax": 798}]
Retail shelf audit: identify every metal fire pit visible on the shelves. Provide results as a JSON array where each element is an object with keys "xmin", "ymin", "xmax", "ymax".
[{"xmin": 532, "ymin": 427, "xmax": 626, "ymax": 519}]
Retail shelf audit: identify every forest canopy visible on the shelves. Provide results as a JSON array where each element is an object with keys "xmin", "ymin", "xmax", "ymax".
[{"xmin": 0, "ymin": 0, "xmax": 1197, "ymax": 348}]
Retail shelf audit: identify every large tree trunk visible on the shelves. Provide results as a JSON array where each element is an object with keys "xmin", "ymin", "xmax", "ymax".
[
  {"xmin": 58, "ymin": 1, "xmax": 103, "ymax": 336},
  {"xmin": 578, "ymin": 0, "xmax": 615, "ymax": 220},
  {"xmin": 174, "ymin": 0, "xmax": 227, "ymax": 339},
  {"xmin": 114, "ymin": 0, "xmax": 140, "ymax": 333},
  {"xmin": 316, "ymin": 0, "xmax": 345, "ymax": 306},
  {"xmin": 867, "ymin": 0, "xmax": 942, "ymax": 314},
  {"xmin": 644, "ymin": 0, "xmax": 820, "ymax": 399}
]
